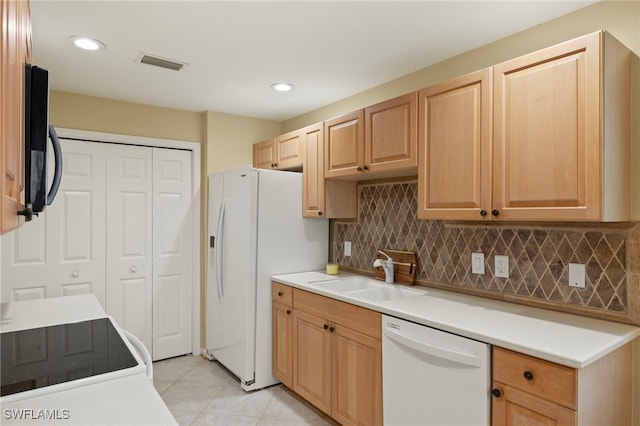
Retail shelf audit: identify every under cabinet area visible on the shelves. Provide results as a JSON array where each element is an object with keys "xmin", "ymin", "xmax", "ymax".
[
  {"xmin": 272, "ymin": 281, "xmax": 382, "ymax": 426},
  {"xmin": 491, "ymin": 345, "xmax": 632, "ymax": 426}
]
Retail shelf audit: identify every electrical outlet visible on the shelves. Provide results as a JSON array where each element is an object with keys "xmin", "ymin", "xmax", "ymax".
[
  {"xmin": 495, "ymin": 255, "xmax": 509, "ymax": 278},
  {"xmin": 471, "ymin": 253, "xmax": 485, "ymax": 274},
  {"xmin": 344, "ymin": 241, "xmax": 352, "ymax": 257},
  {"xmin": 568, "ymin": 263, "xmax": 585, "ymax": 288}
]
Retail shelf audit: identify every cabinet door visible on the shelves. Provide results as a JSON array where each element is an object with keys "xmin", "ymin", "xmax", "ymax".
[
  {"xmin": 365, "ymin": 93, "xmax": 417, "ymax": 174},
  {"xmin": 293, "ymin": 309, "xmax": 332, "ymax": 415},
  {"xmin": 253, "ymin": 139, "xmax": 276, "ymax": 169},
  {"xmin": 52, "ymin": 139, "xmax": 107, "ymax": 306},
  {"xmin": 152, "ymin": 148, "xmax": 193, "ymax": 360},
  {"xmin": 493, "ymin": 32, "xmax": 601, "ymax": 221},
  {"xmin": 492, "ymin": 383, "xmax": 576, "ymax": 426},
  {"xmin": 302, "ymin": 123, "xmax": 325, "ymax": 218},
  {"xmin": 332, "ymin": 325, "xmax": 382, "ymax": 426},
  {"xmin": 324, "ymin": 110, "xmax": 364, "ymax": 178},
  {"xmin": 418, "ymin": 69, "xmax": 492, "ymax": 220},
  {"xmin": 276, "ymin": 130, "xmax": 303, "ymax": 170},
  {"xmin": 1, "ymin": 0, "xmax": 31, "ymax": 234},
  {"xmin": 106, "ymin": 144, "xmax": 153, "ymax": 352},
  {"xmin": 272, "ymin": 301, "xmax": 294, "ymax": 388}
]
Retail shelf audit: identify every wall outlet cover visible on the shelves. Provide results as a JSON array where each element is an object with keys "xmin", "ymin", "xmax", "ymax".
[
  {"xmin": 344, "ymin": 241, "xmax": 352, "ymax": 257},
  {"xmin": 568, "ymin": 263, "xmax": 586, "ymax": 288},
  {"xmin": 471, "ymin": 253, "xmax": 485, "ymax": 275},
  {"xmin": 495, "ymin": 255, "xmax": 509, "ymax": 278}
]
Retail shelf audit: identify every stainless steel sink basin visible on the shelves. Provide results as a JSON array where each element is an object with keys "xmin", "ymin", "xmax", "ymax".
[{"xmin": 314, "ymin": 276, "xmax": 381, "ymax": 292}]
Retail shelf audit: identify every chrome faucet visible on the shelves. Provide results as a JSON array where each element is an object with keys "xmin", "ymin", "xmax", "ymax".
[{"xmin": 373, "ymin": 250, "xmax": 394, "ymax": 284}]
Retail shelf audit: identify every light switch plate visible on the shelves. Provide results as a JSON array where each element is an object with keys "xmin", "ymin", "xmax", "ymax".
[
  {"xmin": 569, "ymin": 263, "xmax": 586, "ymax": 288},
  {"xmin": 471, "ymin": 253, "xmax": 485, "ymax": 274},
  {"xmin": 344, "ymin": 241, "xmax": 352, "ymax": 257},
  {"xmin": 495, "ymin": 255, "xmax": 509, "ymax": 278}
]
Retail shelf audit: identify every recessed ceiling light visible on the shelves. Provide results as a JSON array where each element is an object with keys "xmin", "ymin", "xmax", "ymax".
[
  {"xmin": 271, "ymin": 82, "xmax": 294, "ymax": 92},
  {"xmin": 68, "ymin": 36, "xmax": 106, "ymax": 51}
]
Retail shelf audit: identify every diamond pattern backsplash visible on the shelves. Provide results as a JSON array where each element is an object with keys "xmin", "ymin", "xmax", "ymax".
[{"xmin": 334, "ymin": 181, "xmax": 636, "ymax": 315}]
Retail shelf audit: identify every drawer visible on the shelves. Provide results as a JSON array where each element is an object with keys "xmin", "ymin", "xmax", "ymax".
[
  {"xmin": 272, "ymin": 281, "xmax": 293, "ymax": 306},
  {"xmin": 493, "ymin": 347, "xmax": 577, "ymax": 410},
  {"xmin": 293, "ymin": 288, "xmax": 381, "ymax": 339}
]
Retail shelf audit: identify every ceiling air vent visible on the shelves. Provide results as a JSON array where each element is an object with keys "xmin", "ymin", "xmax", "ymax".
[{"xmin": 136, "ymin": 53, "xmax": 187, "ymax": 71}]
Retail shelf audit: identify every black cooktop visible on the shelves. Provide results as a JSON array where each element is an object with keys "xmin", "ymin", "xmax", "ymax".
[{"xmin": 1, "ymin": 318, "xmax": 139, "ymax": 397}]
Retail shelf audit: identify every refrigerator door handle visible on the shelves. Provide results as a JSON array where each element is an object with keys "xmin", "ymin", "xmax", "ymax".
[{"xmin": 215, "ymin": 202, "xmax": 225, "ymax": 300}]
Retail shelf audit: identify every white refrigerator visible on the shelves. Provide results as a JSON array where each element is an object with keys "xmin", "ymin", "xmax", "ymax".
[{"xmin": 205, "ymin": 165, "xmax": 328, "ymax": 391}]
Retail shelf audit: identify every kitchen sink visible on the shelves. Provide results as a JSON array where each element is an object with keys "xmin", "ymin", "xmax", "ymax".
[
  {"xmin": 313, "ymin": 276, "xmax": 381, "ymax": 292},
  {"xmin": 351, "ymin": 285, "xmax": 425, "ymax": 302}
]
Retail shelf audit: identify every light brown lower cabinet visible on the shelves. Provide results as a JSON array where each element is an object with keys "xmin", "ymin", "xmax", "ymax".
[
  {"xmin": 272, "ymin": 282, "xmax": 382, "ymax": 426},
  {"xmin": 491, "ymin": 345, "xmax": 632, "ymax": 426}
]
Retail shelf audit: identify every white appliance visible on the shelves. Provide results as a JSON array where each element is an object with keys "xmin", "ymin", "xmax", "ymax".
[
  {"xmin": 382, "ymin": 314, "xmax": 490, "ymax": 426},
  {"xmin": 205, "ymin": 166, "xmax": 328, "ymax": 391}
]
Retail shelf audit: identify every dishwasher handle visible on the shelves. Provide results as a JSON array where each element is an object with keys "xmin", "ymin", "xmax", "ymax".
[{"xmin": 384, "ymin": 324, "xmax": 482, "ymax": 368}]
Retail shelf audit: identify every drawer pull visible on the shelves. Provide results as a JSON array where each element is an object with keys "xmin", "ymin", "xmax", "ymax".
[
  {"xmin": 491, "ymin": 389, "xmax": 501, "ymax": 398},
  {"xmin": 523, "ymin": 371, "xmax": 534, "ymax": 381},
  {"xmin": 278, "ymin": 291, "xmax": 283, "ymax": 296}
]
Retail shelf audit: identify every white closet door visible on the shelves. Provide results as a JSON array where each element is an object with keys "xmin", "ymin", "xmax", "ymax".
[
  {"xmin": 52, "ymin": 140, "xmax": 106, "ymax": 307},
  {"xmin": 152, "ymin": 148, "xmax": 192, "ymax": 360},
  {"xmin": 1, "ymin": 212, "xmax": 53, "ymax": 302},
  {"xmin": 106, "ymin": 144, "xmax": 153, "ymax": 352}
]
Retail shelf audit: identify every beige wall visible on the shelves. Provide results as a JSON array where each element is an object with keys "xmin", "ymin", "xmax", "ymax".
[
  {"xmin": 50, "ymin": 91, "xmax": 204, "ymax": 143},
  {"xmin": 205, "ymin": 111, "xmax": 281, "ymax": 174}
]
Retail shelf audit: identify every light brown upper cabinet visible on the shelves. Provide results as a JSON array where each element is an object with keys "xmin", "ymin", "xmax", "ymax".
[
  {"xmin": 324, "ymin": 94, "xmax": 418, "ymax": 180},
  {"xmin": 1, "ymin": 0, "xmax": 32, "ymax": 234},
  {"xmin": 365, "ymin": 92, "xmax": 418, "ymax": 175},
  {"xmin": 493, "ymin": 31, "xmax": 630, "ymax": 221},
  {"xmin": 418, "ymin": 31, "xmax": 630, "ymax": 222},
  {"xmin": 303, "ymin": 122, "xmax": 357, "ymax": 219},
  {"xmin": 324, "ymin": 110, "xmax": 364, "ymax": 178},
  {"xmin": 253, "ymin": 131, "xmax": 303, "ymax": 171},
  {"xmin": 418, "ymin": 68, "xmax": 492, "ymax": 220},
  {"xmin": 253, "ymin": 138, "xmax": 277, "ymax": 169}
]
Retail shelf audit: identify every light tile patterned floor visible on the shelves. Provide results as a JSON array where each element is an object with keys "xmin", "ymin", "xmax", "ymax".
[{"xmin": 153, "ymin": 355, "xmax": 335, "ymax": 426}]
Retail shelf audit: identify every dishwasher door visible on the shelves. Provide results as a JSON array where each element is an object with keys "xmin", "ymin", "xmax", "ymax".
[{"xmin": 382, "ymin": 315, "xmax": 490, "ymax": 426}]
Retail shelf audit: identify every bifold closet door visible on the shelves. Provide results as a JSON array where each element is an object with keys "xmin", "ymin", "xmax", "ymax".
[
  {"xmin": 152, "ymin": 148, "xmax": 193, "ymax": 360},
  {"xmin": 1, "ymin": 139, "xmax": 106, "ymax": 304},
  {"xmin": 106, "ymin": 144, "xmax": 153, "ymax": 352}
]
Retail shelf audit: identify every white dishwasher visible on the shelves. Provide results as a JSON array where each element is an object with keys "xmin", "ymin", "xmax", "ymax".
[{"xmin": 382, "ymin": 314, "xmax": 490, "ymax": 426}]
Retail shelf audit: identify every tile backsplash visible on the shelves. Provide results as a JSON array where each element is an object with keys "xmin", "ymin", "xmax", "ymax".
[{"xmin": 333, "ymin": 180, "xmax": 640, "ymax": 324}]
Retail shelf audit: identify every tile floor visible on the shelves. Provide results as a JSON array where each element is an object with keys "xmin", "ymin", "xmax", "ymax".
[{"xmin": 153, "ymin": 355, "xmax": 336, "ymax": 426}]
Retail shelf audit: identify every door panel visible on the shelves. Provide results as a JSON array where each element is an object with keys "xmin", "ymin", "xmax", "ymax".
[
  {"xmin": 152, "ymin": 148, "xmax": 192, "ymax": 360},
  {"xmin": 53, "ymin": 140, "xmax": 106, "ymax": 306},
  {"xmin": 106, "ymin": 144, "xmax": 153, "ymax": 352}
]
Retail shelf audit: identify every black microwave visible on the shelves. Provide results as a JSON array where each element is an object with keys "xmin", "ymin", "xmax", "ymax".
[{"xmin": 21, "ymin": 64, "xmax": 62, "ymax": 221}]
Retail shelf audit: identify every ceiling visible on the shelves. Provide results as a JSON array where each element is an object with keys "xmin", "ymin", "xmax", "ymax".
[{"xmin": 30, "ymin": 1, "xmax": 596, "ymax": 122}]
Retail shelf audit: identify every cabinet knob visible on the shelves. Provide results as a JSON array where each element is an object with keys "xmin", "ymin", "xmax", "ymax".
[
  {"xmin": 491, "ymin": 389, "xmax": 502, "ymax": 398},
  {"xmin": 523, "ymin": 371, "xmax": 534, "ymax": 381},
  {"xmin": 492, "ymin": 209, "xmax": 500, "ymax": 217},
  {"xmin": 286, "ymin": 309, "xmax": 291, "ymax": 315},
  {"xmin": 318, "ymin": 211, "xmax": 323, "ymax": 216},
  {"xmin": 129, "ymin": 265, "xmax": 138, "ymax": 273},
  {"xmin": 480, "ymin": 210, "xmax": 487, "ymax": 217},
  {"xmin": 356, "ymin": 166, "xmax": 363, "ymax": 171},
  {"xmin": 323, "ymin": 324, "xmax": 329, "ymax": 330},
  {"xmin": 329, "ymin": 326, "xmax": 335, "ymax": 333},
  {"xmin": 72, "ymin": 270, "xmax": 80, "ymax": 278},
  {"xmin": 363, "ymin": 165, "xmax": 369, "ymax": 171},
  {"xmin": 273, "ymin": 163, "xmax": 278, "ymax": 168},
  {"xmin": 278, "ymin": 291, "xmax": 283, "ymax": 296}
]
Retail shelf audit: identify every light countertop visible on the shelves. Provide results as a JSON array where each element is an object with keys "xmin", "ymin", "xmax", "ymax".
[{"xmin": 271, "ymin": 271, "xmax": 640, "ymax": 368}]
